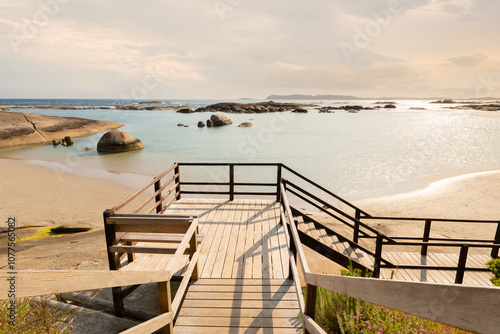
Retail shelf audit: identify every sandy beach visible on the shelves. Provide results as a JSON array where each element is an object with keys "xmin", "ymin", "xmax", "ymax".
[{"xmin": 1, "ymin": 157, "xmax": 499, "ymax": 274}]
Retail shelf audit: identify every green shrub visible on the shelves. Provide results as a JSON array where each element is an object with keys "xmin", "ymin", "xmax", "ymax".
[
  {"xmin": 486, "ymin": 258, "xmax": 500, "ymax": 286},
  {"xmin": 0, "ymin": 298, "xmax": 74, "ymax": 334}
]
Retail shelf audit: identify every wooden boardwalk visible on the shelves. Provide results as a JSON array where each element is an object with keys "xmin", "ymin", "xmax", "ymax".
[{"xmin": 152, "ymin": 199, "xmax": 300, "ymax": 333}]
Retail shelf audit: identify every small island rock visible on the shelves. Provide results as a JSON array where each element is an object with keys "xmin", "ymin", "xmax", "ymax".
[
  {"xmin": 97, "ymin": 129, "xmax": 144, "ymax": 153},
  {"xmin": 206, "ymin": 119, "xmax": 214, "ymax": 127},
  {"xmin": 198, "ymin": 121, "xmax": 205, "ymax": 128},
  {"xmin": 238, "ymin": 122, "xmax": 253, "ymax": 127}
]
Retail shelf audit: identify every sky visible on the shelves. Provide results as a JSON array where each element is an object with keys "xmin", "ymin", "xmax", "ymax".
[{"xmin": 0, "ymin": 0, "xmax": 499, "ymax": 99}]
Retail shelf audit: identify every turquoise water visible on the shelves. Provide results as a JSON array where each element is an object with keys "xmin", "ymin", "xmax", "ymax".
[{"xmin": 1, "ymin": 99, "xmax": 499, "ymax": 200}]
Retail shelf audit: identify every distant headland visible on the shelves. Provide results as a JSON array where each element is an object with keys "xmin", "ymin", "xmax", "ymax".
[{"xmin": 265, "ymin": 94, "xmax": 500, "ymax": 101}]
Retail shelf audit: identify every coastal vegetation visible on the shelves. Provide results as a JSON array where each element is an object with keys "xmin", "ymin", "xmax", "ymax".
[
  {"xmin": 0, "ymin": 298, "xmax": 74, "ymax": 334},
  {"xmin": 313, "ymin": 263, "xmax": 472, "ymax": 334},
  {"xmin": 486, "ymin": 258, "xmax": 500, "ymax": 286}
]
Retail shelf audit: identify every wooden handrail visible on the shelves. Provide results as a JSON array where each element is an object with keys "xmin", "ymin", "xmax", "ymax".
[
  {"xmin": 109, "ymin": 163, "xmax": 178, "ymax": 214},
  {"xmin": 305, "ymin": 272, "xmax": 500, "ymax": 334},
  {"xmin": 362, "ymin": 215, "xmax": 500, "ymax": 224},
  {"xmin": 132, "ymin": 174, "xmax": 178, "ymax": 213},
  {"xmin": 119, "ymin": 312, "xmax": 174, "ymax": 334},
  {"xmin": 165, "ymin": 218, "xmax": 199, "ymax": 275},
  {"xmin": 285, "ymin": 180, "xmax": 396, "ymax": 243},
  {"xmin": 281, "ymin": 164, "xmax": 370, "ymax": 217},
  {"xmin": 0, "ymin": 270, "xmax": 171, "ymax": 300}
]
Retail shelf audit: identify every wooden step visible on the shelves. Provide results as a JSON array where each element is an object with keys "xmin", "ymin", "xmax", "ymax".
[{"xmin": 176, "ymin": 278, "xmax": 301, "ymax": 333}]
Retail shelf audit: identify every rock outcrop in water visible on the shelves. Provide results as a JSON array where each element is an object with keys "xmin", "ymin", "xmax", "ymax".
[
  {"xmin": 238, "ymin": 122, "xmax": 253, "ymax": 127},
  {"xmin": 97, "ymin": 129, "xmax": 144, "ymax": 153},
  {"xmin": 194, "ymin": 101, "xmax": 317, "ymax": 114},
  {"xmin": 0, "ymin": 111, "xmax": 123, "ymax": 148},
  {"xmin": 210, "ymin": 114, "xmax": 233, "ymax": 126}
]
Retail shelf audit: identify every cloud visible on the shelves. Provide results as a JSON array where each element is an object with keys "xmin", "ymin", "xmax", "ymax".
[{"xmin": 446, "ymin": 54, "xmax": 487, "ymax": 67}]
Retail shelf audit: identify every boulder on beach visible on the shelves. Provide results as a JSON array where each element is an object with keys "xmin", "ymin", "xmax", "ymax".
[
  {"xmin": 384, "ymin": 104, "xmax": 396, "ymax": 109},
  {"xmin": 206, "ymin": 119, "xmax": 214, "ymax": 127},
  {"xmin": 96, "ymin": 129, "xmax": 144, "ymax": 153},
  {"xmin": 238, "ymin": 122, "xmax": 253, "ymax": 127},
  {"xmin": 210, "ymin": 114, "xmax": 233, "ymax": 126},
  {"xmin": 52, "ymin": 139, "xmax": 61, "ymax": 146},
  {"xmin": 292, "ymin": 108, "xmax": 308, "ymax": 113},
  {"xmin": 198, "ymin": 121, "xmax": 205, "ymax": 128}
]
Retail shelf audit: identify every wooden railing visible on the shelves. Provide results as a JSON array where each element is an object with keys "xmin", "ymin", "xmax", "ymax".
[
  {"xmin": 0, "ymin": 270, "xmax": 175, "ymax": 334},
  {"xmin": 108, "ymin": 163, "xmax": 180, "ymax": 215},
  {"xmin": 279, "ymin": 184, "xmax": 500, "ymax": 334},
  {"xmin": 175, "ymin": 162, "xmax": 283, "ymax": 200}
]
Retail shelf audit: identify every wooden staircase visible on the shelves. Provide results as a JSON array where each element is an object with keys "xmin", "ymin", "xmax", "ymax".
[{"xmin": 293, "ymin": 214, "xmax": 375, "ymax": 272}]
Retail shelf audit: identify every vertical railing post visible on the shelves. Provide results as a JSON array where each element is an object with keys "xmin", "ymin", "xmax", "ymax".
[
  {"xmin": 304, "ymin": 284, "xmax": 317, "ymax": 334},
  {"xmin": 455, "ymin": 245, "xmax": 469, "ymax": 284},
  {"xmin": 104, "ymin": 210, "xmax": 125, "ymax": 317},
  {"xmin": 421, "ymin": 220, "xmax": 432, "ymax": 256},
  {"xmin": 174, "ymin": 163, "xmax": 181, "ymax": 200},
  {"xmin": 353, "ymin": 209, "xmax": 360, "ymax": 244},
  {"xmin": 190, "ymin": 224, "xmax": 199, "ymax": 280},
  {"xmin": 157, "ymin": 280, "xmax": 174, "ymax": 334},
  {"xmin": 276, "ymin": 164, "xmax": 282, "ymax": 202},
  {"xmin": 154, "ymin": 177, "xmax": 162, "ymax": 213},
  {"xmin": 373, "ymin": 234, "xmax": 384, "ymax": 278},
  {"xmin": 491, "ymin": 222, "xmax": 500, "ymax": 258},
  {"xmin": 229, "ymin": 164, "xmax": 235, "ymax": 201}
]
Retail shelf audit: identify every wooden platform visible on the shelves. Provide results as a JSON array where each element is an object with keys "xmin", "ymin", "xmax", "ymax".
[
  {"xmin": 175, "ymin": 279, "xmax": 301, "ymax": 333},
  {"xmin": 164, "ymin": 199, "xmax": 290, "ymax": 279}
]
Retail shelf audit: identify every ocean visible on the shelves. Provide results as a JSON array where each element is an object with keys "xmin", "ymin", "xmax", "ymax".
[{"xmin": 1, "ymin": 98, "xmax": 499, "ymax": 201}]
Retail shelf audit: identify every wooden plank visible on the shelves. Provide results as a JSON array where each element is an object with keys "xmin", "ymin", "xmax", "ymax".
[
  {"xmin": 174, "ymin": 326, "xmax": 302, "ymax": 334},
  {"xmin": 113, "ymin": 221, "xmax": 192, "ymax": 234},
  {"xmin": 174, "ymin": 316, "xmax": 301, "ymax": 328},
  {"xmin": 119, "ymin": 312, "xmax": 173, "ymax": 334},
  {"xmin": 275, "ymin": 203, "xmax": 290, "ymax": 278},
  {"xmin": 252, "ymin": 200, "xmax": 265, "ymax": 279},
  {"xmin": 177, "ymin": 307, "xmax": 299, "ymax": 318},
  {"xmin": 191, "ymin": 278, "xmax": 293, "ymax": 286},
  {"xmin": 121, "ymin": 233, "xmax": 203, "ymax": 243},
  {"xmin": 0, "ymin": 270, "xmax": 170, "ymax": 299},
  {"xmin": 195, "ymin": 201, "xmax": 221, "ymax": 274},
  {"xmin": 211, "ymin": 201, "xmax": 238, "ymax": 278},
  {"xmin": 243, "ymin": 200, "xmax": 256, "ymax": 279},
  {"xmin": 180, "ymin": 299, "xmax": 300, "ymax": 309},
  {"xmin": 110, "ymin": 245, "xmax": 180, "ymax": 255},
  {"xmin": 221, "ymin": 201, "xmax": 242, "ymax": 278},
  {"xmin": 198, "ymin": 201, "xmax": 227, "ymax": 277},
  {"xmin": 306, "ymin": 271, "xmax": 500, "ymax": 334},
  {"xmin": 266, "ymin": 202, "xmax": 283, "ymax": 279},
  {"xmin": 201, "ymin": 201, "xmax": 232, "ymax": 278},
  {"xmin": 157, "ymin": 281, "xmax": 173, "ymax": 334},
  {"xmin": 171, "ymin": 251, "xmax": 200, "ymax": 313},
  {"xmin": 187, "ymin": 284, "xmax": 296, "ymax": 293},
  {"xmin": 184, "ymin": 292, "xmax": 298, "ymax": 301},
  {"xmin": 233, "ymin": 199, "xmax": 251, "ymax": 278}
]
